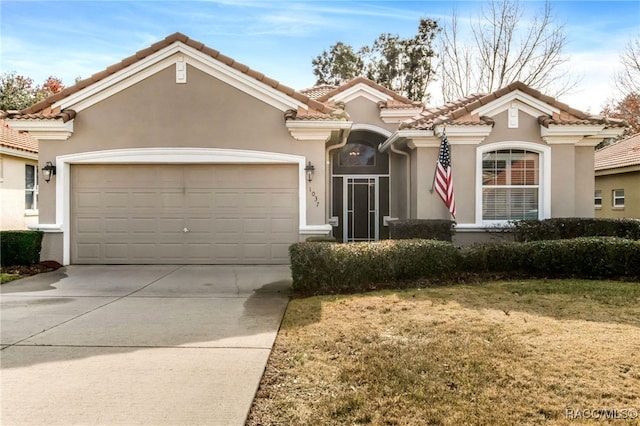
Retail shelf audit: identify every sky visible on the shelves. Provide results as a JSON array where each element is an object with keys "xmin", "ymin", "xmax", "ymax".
[{"xmin": 1, "ymin": 0, "xmax": 639, "ymax": 113}]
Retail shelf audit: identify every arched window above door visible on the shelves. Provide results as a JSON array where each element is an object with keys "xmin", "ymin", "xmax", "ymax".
[{"xmin": 332, "ymin": 131, "xmax": 389, "ymax": 175}]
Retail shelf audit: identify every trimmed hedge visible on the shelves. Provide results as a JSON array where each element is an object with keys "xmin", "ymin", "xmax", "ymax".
[
  {"xmin": 388, "ymin": 219, "xmax": 455, "ymax": 242},
  {"xmin": 289, "ymin": 239, "xmax": 461, "ymax": 294},
  {"xmin": 1, "ymin": 230, "xmax": 44, "ymax": 267},
  {"xmin": 291, "ymin": 237, "xmax": 640, "ymax": 295},
  {"xmin": 460, "ymin": 237, "xmax": 640, "ymax": 278},
  {"xmin": 512, "ymin": 218, "xmax": 640, "ymax": 242}
]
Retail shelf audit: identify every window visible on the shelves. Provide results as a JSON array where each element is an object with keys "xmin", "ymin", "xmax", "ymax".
[
  {"xmin": 481, "ymin": 149, "xmax": 539, "ymax": 220},
  {"xmin": 594, "ymin": 190, "xmax": 602, "ymax": 208},
  {"xmin": 25, "ymin": 164, "xmax": 38, "ymax": 211},
  {"xmin": 339, "ymin": 143, "xmax": 376, "ymax": 167},
  {"xmin": 613, "ymin": 189, "xmax": 625, "ymax": 208}
]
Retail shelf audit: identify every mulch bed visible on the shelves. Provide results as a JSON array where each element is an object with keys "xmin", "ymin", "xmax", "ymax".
[{"xmin": 1, "ymin": 260, "xmax": 63, "ymax": 277}]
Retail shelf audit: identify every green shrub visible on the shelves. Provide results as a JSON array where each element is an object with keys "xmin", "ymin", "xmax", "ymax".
[
  {"xmin": 460, "ymin": 241, "xmax": 527, "ymax": 273},
  {"xmin": 305, "ymin": 236, "xmax": 337, "ymax": 242},
  {"xmin": 1, "ymin": 230, "xmax": 44, "ymax": 267},
  {"xmin": 512, "ymin": 218, "xmax": 640, "ymax": 242},
  {"xmin": 463, "ymin": 237, "xmax": 640, "ymax": 279},
  {"xmin": 388, "ymin": 219, "xmax": 455, "ymax": 241},
  {"xmin": 523, "ymin": 237, "xmax": 640, "ymax": 278},
  {"xmin": 289, "ymin": 240, "xmax": 461, "ymax": 295},
  {"xmin": 290, "ymin": 237, "xmax": 640, "ymax": 296}
]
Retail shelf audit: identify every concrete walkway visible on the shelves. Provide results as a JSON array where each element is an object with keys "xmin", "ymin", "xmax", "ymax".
[{"xmin": 0, "ymin": 265, "xmax": 291, "ymax": 426}]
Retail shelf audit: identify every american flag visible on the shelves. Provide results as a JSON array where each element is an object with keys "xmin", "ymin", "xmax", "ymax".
[{"xmin": 434, "ymin": 131, "xmax": 456, "ymax": 218}]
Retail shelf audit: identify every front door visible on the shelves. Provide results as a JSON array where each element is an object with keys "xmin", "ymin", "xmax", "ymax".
[
  {"xmin": 345, "ymin": 176, "xmax": 378, "ymax": 242},
  {"xmin": 330, "ymin": 130, "xmax": 390, "ymax": 243}
]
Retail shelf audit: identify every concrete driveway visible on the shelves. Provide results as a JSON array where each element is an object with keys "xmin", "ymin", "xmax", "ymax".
[{"xmin": 0, "ymin": 265, "xmax": 291, "ymax": 426}]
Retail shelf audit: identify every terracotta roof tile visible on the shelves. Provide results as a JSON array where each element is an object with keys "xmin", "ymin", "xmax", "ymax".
[
  {"xmin": 399, "ymin": 81, "xmax": 627, "ymax": 131},
  {"xmin": 595, "ymin": 133, "xmax": 640, "ymax": 171},
  {"xmin": 300, "ymin": 84, "xmax": 337, "ymax": 99},
  {"xmin": 7, "ymin": 32, "xmax": 335, "ymax": 120},
  {"xmin": 315, "ymin": 77, "xmax": 422, "ymax": 107},
  {"xmin": 0, "ymin": 119, "xmax": 38, "ymax": 154}
]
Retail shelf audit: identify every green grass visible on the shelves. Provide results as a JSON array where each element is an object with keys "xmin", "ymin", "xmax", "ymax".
[{"xmin": 247, "ymin": 279, "xmax": 640, "ymax": 425}]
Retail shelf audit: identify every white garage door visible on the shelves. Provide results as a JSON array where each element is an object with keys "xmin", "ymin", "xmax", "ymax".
[{"xmin": 71, "ymin": 164, "xmax": 299, "ymax": 264}]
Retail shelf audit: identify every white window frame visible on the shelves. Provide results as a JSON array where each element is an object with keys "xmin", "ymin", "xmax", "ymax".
[
  {"xmin": 594, "ymin": 190, "xmax": 602, "ymax": 208},
  {"xmin": 25, "ymin": 164, "xmax": 38, "ymax": 214},
  {"xmin": 613, "ymin": 189, "xmax": 625, "ymax": 208},
  {"xmin": 475, "ymin": 141, "xmax": 551, "ymax": 225}
]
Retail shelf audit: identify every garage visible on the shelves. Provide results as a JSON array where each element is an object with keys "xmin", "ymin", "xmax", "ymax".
[{"xmin": 71, "ymin": 164, "xmax": 299, "ymax": 264}]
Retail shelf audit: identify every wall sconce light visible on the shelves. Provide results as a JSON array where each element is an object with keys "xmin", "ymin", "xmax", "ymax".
[
  {"xmin": 42, "ymin": 161, "xmax": 56, "ymax": 183},
  {"xmin": 304, "ymin": 161, "xmax": 315, "ymax": 182}
]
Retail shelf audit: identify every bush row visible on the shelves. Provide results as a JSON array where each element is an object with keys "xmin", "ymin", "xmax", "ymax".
[
  {"xmin": 511, "ymin": 217, "xmax": 640, "ymax": 242},
  {"xmin": 1, "ymin": 230, "xmax": 43, "ymax": 267},
  {"xmin": 289, "ymin": 237, "xmax": 640, "ymax": 295},
  {"xmin": 388, "ymin": 219, "xmax": 455, "ymax": 242},
  {"xmin": 290, "ymin": 239, "xmax": 460, "ymax": 295}
]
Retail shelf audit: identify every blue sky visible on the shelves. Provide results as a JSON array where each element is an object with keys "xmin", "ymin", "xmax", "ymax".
[{"xmin": 1, "ymin": 1, "xmax": 639, "ymax": 112}]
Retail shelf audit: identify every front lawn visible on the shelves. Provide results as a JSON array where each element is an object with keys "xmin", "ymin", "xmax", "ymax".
[{"xmin": 247, "ymin": 279, "xmax": 640, "ymax": 425}]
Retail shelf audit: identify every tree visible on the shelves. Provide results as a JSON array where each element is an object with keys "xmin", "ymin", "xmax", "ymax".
[
  {"xmin": 439, "ymin": 0, "xmax": 577, "ymax": 101},
  {"xmin": 312, "ymin": 18, "xmax": 440, "ymax": 102},
  {"xmin": 614, "ymin": 35, "xmax": 640, "ymax": 97},
  {"xmin": 601, "ymin": 93, "xmax": 640, "ymax": 136},
  {"xmin": 312, "ymin": 42, "xmax": 364, "ymax": 86},
  {"xmin": 0, "ymin": 72, "xmax": 65, "ymax": 111}
]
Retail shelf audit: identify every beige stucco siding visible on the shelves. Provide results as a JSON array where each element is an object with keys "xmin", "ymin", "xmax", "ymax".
[
  {"xmin": 575, "ymin": 146, "xmax": 596, "ymax": 217},
  {"xmin": 481, "ymin": 111, "xmax": 543, "ymax": 145},
  {"xmin": 595, "ymin": 170, "xmax": 640, "ymax": 219},
  {"xmin": 343, "ymin": 97, "xmax": 399, "ymax": 134},
  {"xmin": 550, "ymin": 144, "xmax": 576, "ymax": 217},
  {"xmin": 37, "ymin": 63, "xmax": 329, "ymax": 263},
  {"xmin": 407, "ymin": 110, "xmax": 597, "ymax": 224},
  {"xmin": 0, "ymin": 154, "xmax": 39, "ymax": 230}
]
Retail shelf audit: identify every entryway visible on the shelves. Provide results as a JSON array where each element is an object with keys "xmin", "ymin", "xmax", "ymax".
[{"xmin": 330, "ymin": 130, "xmax": 390, "ymax": 242}]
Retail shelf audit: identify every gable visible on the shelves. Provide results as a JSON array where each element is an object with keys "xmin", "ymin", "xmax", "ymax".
[{"xmin": 51, "ymin": 44, "xmax": 307, "ymax": 115}]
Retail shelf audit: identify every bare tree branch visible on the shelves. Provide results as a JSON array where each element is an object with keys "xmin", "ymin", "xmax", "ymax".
[{"xmin": 439, "ymin": 0, "xmax": 579, "ymax": 100}]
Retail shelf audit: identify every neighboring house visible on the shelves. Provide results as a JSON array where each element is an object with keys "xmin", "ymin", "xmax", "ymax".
[
  {"xmin": 0, "ymin": 119, "xmax": 39, "ymax": 230},
  {"xmin": 594, "ymin": 133, "xmax": 640, "ymax": 218},
  {"xmin": 2, "ymin": 33, "xmax": 626, "ymax": 265}
]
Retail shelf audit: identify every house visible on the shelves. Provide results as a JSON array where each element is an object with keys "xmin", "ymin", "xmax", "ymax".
[
  {"xmin": 594, "ymin": 133, "xmax": 640, "ymax": 218},
  {"xmin": 0, "ymin": 119, "xmax": 39, "ymax": 230},
  {"xmin": 2, "ymin": 33, "xmax": 626, "ymax": 265}
]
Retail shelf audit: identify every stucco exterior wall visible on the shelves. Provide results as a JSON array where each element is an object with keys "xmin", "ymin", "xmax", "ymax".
[
  {"xmin": 575, "ymin": 146, "xmax": 596, "ymax": 217},
  {"xmin": 0, "ymin": 154, "xmax": 39, "ymax": 230},
  {"xmin": 37, "ymin": 63, "xmax": 330, "ymax": 262},
  {"xmin": 550, "ymin": 144, "xmax": 576, "ymax": 217},
  {"xmin": 406, "ymin": 110, "xmax": 597, "ymax": 225},
  {"xmin": 342, "ymin": 97, "xmax": 398, "ymax": 134},
  {"xmin": 595, "ymin": 170, "xmax": 640, "ymax": 219}
]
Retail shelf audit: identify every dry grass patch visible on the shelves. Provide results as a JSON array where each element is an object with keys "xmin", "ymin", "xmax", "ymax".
[{"xmin": 247, "ymin": 280, "xmax": 640, "ymax": 425}]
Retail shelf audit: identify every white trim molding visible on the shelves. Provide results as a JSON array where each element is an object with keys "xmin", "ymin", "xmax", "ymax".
[
  {"xmin": 286, "ymin": 120, "xmax": 352, "ymax": 141},
  {"xmin": 328, "ymin": 83, "xmax": 392, "ymax": 104},
  {"xmin": 472, "ymin": 90, "xmax": 560, "ymax": 118},
  {"xmin": 5, "ymin": 119, "xmax": 74, "ymax": 141},
  {"xmin": 380, "ymin": 108, "xmax": 423, "ymax": 124},
  {"xmin": 475, "ymin": 141, "xmax": 552, "ymax": 226},
  {"xmin": 52, "ymin": 42, "xmax": 309, "ymax": 114},
  {"xmin": 44, "ymin": 148, "xmax": 322, "ymax": 265}
]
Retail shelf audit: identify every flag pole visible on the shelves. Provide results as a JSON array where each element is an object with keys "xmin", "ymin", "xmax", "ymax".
[{"xmin": 429, "ymin": 123, "xmax": 446, "ymax": 193}]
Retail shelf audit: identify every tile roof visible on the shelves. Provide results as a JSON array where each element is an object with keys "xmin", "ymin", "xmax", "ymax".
[
  {"xmin": 0, "ymin": 119, "xmax": 38, "ymax": 154},
  {"xmin": 2, "ymin": 32, "xmax": 335, "ymax": 121},
  {"xmin": 300, "ymin": 84, "xmax": 337, "ymax": 99},
  {"xmin": 399, "ymin": 81, "xmax": 627, "ymax": 130},
  {"xmin": 315, "ymin": 76, "xmax": 422, "ymax": 108},
  {"xmin": 595, "ymin": 133, "xmax": 640, "ymax": 171}
]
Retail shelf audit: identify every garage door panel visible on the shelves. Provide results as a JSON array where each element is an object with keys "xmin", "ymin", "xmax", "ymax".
[{"xmin": 72, "ymin": 164, "xmax": 298, "ymax": 264}]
